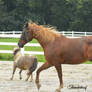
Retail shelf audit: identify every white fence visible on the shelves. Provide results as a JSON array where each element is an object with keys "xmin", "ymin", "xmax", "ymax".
[
  {"xmin": 0, "ymin": 42, "xmax": 44, "ymax": 55},
  {"xmin": 0, "ymin": 31, "xmax": 21, "ymax": 38},
  {"xmin": 0, "ymin": 31, "xmax": 92, "ymax": 55},
  {"xmin": 0, "ymin": 31, "xmax": 92, "ymax": 38}
]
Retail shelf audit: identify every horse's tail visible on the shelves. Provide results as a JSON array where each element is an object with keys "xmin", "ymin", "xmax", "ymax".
[{"xmin": 29, "ymin": 58, "xmax": 38, "ymax": 74}]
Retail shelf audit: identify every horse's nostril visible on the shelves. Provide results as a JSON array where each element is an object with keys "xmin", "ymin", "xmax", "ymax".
[{"xmin": 18, "ymin": 43, "xmax": 20, "ymax": 47}]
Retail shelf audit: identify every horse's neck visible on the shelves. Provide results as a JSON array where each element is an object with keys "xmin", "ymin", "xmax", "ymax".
[{"xmin": 34, "ymin": 29, "xmax": 56, "ymax": 48}]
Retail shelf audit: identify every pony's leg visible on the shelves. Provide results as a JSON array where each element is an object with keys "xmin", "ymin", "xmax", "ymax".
[
  {"xmin": 25, "ymin": 70, "xmax": 31, "ymax": 81},
  {"xmin": 36, "ymin": 62, "xmax": 52, "ymax": 90},
  {"xmin": 10, "ymin": 64, "xmax": 17, "ymax": 80},
  {"xmin": 19, "ymin": 69, "xmax": 22, "ymax": 80},
  {"xmin": 25, "ymin": 74, "xmax": 30, "ymax": 81},
  {"xmin": 30, "ymin": 73, "xmax": 33, "ymax": 82},
  {"xmin": 55, "ymin": 65, "xmax": 63, "ymax": 92}
]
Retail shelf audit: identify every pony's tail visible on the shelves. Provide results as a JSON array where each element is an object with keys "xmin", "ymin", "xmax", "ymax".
[{"xmin": 29, "ymin": 58, "xmax": 38, "ymax": 74}]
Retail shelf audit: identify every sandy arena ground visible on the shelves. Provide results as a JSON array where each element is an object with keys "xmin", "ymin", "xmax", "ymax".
[{"xmin": 0, "ymin": 61, "xmax": 92, "ymax": 92}]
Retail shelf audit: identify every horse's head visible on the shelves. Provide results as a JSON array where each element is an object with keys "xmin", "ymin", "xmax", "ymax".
[{"xmin": 18, "ymin": 22, "xmax": 33, "ymax": 48}]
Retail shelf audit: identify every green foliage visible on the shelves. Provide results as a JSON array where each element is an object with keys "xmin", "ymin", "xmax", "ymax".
[
  {"xmin": 0, "ymin": 0, "xmax": 91, "ymax": 31},
  {"xmin": 69, "ymin": 0, "xmax": 92, "ymax": 31}
]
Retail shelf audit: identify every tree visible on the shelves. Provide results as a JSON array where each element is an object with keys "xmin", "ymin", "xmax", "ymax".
[
  {"xmin": 0, "ymin": 0, "xmax": 92, "ymax": 31},
  {"xmin": 69, "ymin": 0, "xmax": 92, "ymax": 32},
  {"xmin": 45, "ymin": 0, "xmax": 69, "ymax": 31}
]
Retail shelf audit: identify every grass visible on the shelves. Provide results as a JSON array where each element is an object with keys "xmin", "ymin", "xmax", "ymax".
[
  {"xmin": 0, "ymin": 53, "xmax": 45, "ymax": 62},
  {"xmin": 0, "ymin": 53, "xmax": 13, "ymax": 61},
  {"xmin": 85, "ymin": 61, "xmax": 92, "ymax": 64},
  {"xmin": 24, "ymin": 46, "xmax": 43, "ymax": 51},
  {"xmin": 0, "ymin": 38, "xmax": 19, "ymax": 42},
  {"xmin": 0, "ymin": 45, "xmax": 43, "ymax": 51},
  {"xmin": 0, "ymin": 45, "xmax": 15, "ymax": 50},
  {"xmin": 0, "ymin": 38, "xmax": 38, "ymax": 43}
]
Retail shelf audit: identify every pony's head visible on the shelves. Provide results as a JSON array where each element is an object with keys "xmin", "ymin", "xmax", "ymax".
[
  {"xmin": 18, "ymin": 22, "xmax": 34, "ymax": 48},
  {"xmin": 13, "ymin": 47, "xmax": 20, "ymax": 55}
]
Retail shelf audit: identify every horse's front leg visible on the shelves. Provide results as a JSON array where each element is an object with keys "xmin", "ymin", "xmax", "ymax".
[
  {"xmin": 36, "ymin": 62, "xmax": 52, "ymax": 90},
  {"xmin": 55, "ymin": 64, "xmax": 63, "ymax": 92}
]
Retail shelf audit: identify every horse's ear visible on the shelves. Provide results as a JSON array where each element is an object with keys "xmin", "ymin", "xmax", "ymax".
[
  {"xmin": 25, "ymin": 22, "xmax": 28, "ymax": 29},
  {"xmin": 23, "ymin": 22, "xmax": 29, "ymax": 31}
]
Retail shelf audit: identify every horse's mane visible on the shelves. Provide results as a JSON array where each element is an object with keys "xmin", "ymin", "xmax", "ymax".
[{"xmin": 28, "ymin": 22, "xmax": 62, "ymax": 42}]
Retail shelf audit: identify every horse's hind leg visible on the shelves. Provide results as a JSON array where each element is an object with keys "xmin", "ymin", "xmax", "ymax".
[
  {"xmin": 36, "ymin": 62, "xmax": 52, "ymax": 90},
  {"xmin": 55, "ymin": 65, "xmax": 63, "ymax": 92},
  {"xmin": 19, "ymin": 69, "xmax": 22, "ymax": 80}
]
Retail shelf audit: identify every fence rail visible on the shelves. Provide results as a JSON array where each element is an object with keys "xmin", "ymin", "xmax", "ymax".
[
  {"xmin": 0, "ymin": 42, "xmax": 43, "ymax": 55},
  {"xmin": 0, "ymin": 31, "xmax": 92, "ymax": 55},
  {"xmin": 0, "ymin": 42, "xmax": 41, "ymax": 47},
  {"xmin": 0, "ymin": 50, "xmax": 44, "ymax": 55},
  {"xmin": 0, "ymin": 31, "xmax": 92, "ymax": 38}
]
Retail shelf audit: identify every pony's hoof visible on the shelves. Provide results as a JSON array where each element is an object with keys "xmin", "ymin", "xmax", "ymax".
[
  {"xmin": 30, "ymin": 79, "xmax": 33, "ymax": 82},
  {"xmin": 10, "ymin": 78, "xmax": 13, "ymax": 80},
  {"xmin": 25, "ymin": 79, "xmax": 28, "ymax": 81},
  {"xmin": 20, "ymin": 77, "xmax": 22, "ymax": 80},
  {"xmin": 56, "ymin": 89, "xmax": 61, "ymax": 92}
]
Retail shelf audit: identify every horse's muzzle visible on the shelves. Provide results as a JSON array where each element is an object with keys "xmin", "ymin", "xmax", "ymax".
[{"xmin": 18, "ymin": 42, "xmax": 24, "ymax": 48}]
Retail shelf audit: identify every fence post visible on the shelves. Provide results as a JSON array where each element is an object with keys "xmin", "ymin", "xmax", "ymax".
[
  {"xmin": 72, "ymin": 31, "xmax": 74, "ymax": 37},
  {"xmin": 85, "ymin": 32, "xmax": 86, "ymax": 36},
  {"xmin": 13, "ymin": 31, "xmax": 15, "ymax": 35},
  {"xmin": 2, "ymin": 32, "xmax": 4, "ymax": 35},
  {"xmin": 62, "ymin": 31, "xmax": 65, "ymax": 35}
]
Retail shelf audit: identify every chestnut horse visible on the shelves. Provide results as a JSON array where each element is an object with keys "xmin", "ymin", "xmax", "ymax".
[{"xmin": 18, "ymin": 22, "xmax": 92, "ymax": 92}]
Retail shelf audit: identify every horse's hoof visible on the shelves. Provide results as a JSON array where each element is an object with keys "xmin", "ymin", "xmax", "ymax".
[
  {"xmin": 36, "ymin": 83, "xmax": 41, "ymax": 90},
  {"xmin": 37, "ymin": 84, "xmax": 41, "ymax": 90}
]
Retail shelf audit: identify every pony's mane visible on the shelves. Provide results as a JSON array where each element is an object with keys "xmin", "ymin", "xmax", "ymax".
[
  {"xmin": 13, "ymin": 48, "xmax": 22, "ymax": 61},
  {"xmin": 28, "ymin": 22, "xmax": 61, "ymax": 42}
]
